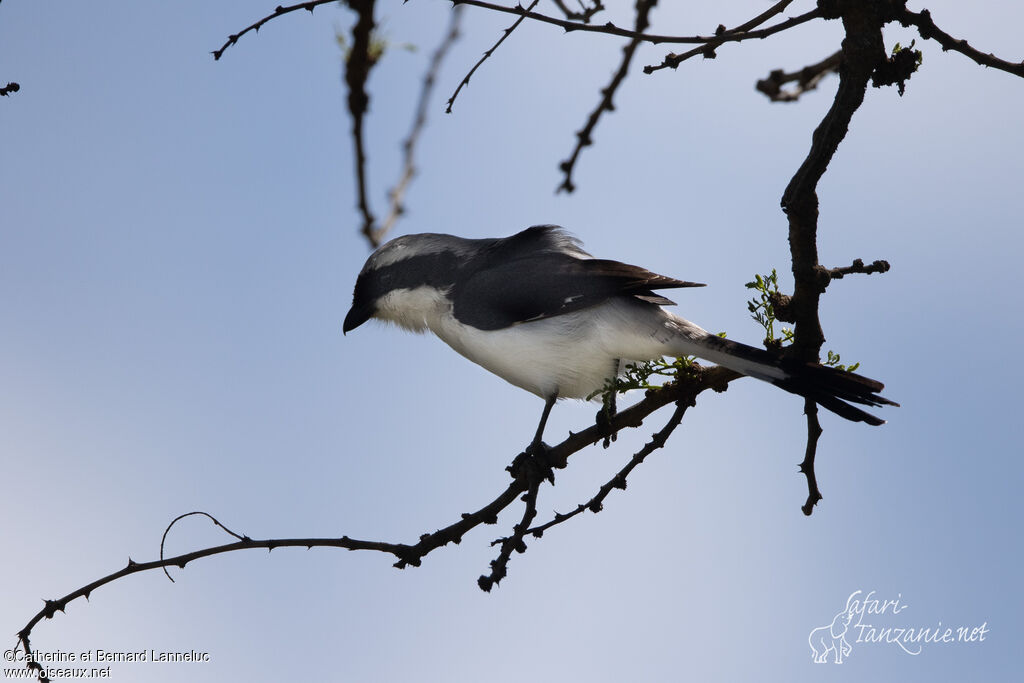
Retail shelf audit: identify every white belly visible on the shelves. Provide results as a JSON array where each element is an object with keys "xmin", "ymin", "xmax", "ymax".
[{"xmin": 431, "ymin": 299, "xmax": 704, "ymax": 399}]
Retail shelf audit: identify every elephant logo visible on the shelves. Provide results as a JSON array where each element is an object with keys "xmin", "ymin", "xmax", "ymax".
[{"xmin": 808, "ymin": 592, "xmax": 859, "ymax": 663}]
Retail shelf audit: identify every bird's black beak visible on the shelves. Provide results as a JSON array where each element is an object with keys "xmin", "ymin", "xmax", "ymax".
[{"xmin": 343, "ymin": 303, "xmax": 372, "ymax": 335}]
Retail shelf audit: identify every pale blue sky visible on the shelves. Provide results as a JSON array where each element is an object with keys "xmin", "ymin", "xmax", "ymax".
[{"xmin": 1, "ymin": 1, "xmax": 1021, "ymax": 681}]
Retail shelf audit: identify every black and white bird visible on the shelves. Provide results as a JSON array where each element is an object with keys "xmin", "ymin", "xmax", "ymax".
[{"xmin": 343, "ymin": 225, "xmax": 895, "ymax": 451}]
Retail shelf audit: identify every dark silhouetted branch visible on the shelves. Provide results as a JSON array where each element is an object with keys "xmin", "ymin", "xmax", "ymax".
[
  {"xmin": 345, "ymin": 0, "xmax": 381, "ymax": 247},
  {"xmin": 779, "ymin": 2, "xmax": 890, "ymax": 513},
  {"xmin": 1, "ymin": 81, "xmax": 20, "ymax": 97},
  {"xmin": 15, "ymin": 365, "xmax": 741, "ymax": 673},
  {"xmin": 447, "ymin": 1, "xmax": 537, "ymax": 114},
  {"xmin": 510, "ymin": 397, "xmax": 690, "ymax": 541},
  {"xmin": 558, "ymin": 0, "xmax": 657, "ymax": 194},
  {"xmin": 757, "ymin": 50, "xmax": 842, "ymax": 102},
  {"xmin": 379, "ymin": 7, "xmax": 464, "ymax": 243},
  {"xmin": 900, "ymin": 8, "xmax": 1024, "ymax": 79},
  {"xmin": 825, "ymin": 258, "xmax": 890, "ymax": 280},
  {"xmin": 450, "ymin": 0, "xmax": 799, "ymax": 46},
  {"xmin": 213, "ymin": 0, "xmax": 336, "ymax": 61},
  {"xmin": 798, "ymin": 400, "xmax": 823, "ymax": 515},
  {"xmin": 644, "ymin": 2, "xmax": 819, "ymax": 74},
  {"xmin": 550, "ymin": 0, "xmax": 604, "ymax": 23}
]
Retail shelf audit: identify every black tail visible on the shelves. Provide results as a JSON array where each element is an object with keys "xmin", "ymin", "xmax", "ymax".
[
  {"xmin": 773, "ymin": 361, "xmax": 899, "ymax": 426},
  {"xmin": 687, "ymin": 334, "xmax": 898, "ymax": 425}
]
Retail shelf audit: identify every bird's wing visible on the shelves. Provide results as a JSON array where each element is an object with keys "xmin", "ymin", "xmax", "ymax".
[{"xmin": 453, "ymin": 251, "xmax": 704, "ymax": 331}]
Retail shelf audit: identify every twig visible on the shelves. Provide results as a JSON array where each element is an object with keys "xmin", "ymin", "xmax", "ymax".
[
  {"xmin": 446, "ymin": 1, "xmax": 537, "ymax": 114},
  {"xmin": 798, "ymin": 400, "xmax": 823, "ymax": 515},
  {"xmin": 478, "ymin": 472, "xmax": 541, "ymax": 591},
  {"xmin": 344, "ymin": 0, "xmax": 381, "ymax": 247},
  {"xmin": 644, "ymin": 2, "xmax": 819, "ymax": 74},
  {"xmin": 15, "ymin": 365, "xmax": 741, "ymax": 673},
  {"xmin": 511, "ymin": 398, "xmax": 690, "ymax": 541},
  {"xmin": 378, "ymin": 7, "xmax": 464, "ymax": 243},
  {"xmin": 779, "ymin": 5, "xmax": 888, "ymax": 515},
  {"xmin": 557, "ymin": 0, "xmax": 657, "ymax": 194},
  {"xmin": 900, "ymin": 8, "xmax": 1024, "ymax": 79},
  {"xmin": 450, "ymin": 0, "xmax": 801, "ymax": 46},
  {"xmin": 550, "ymin": 0, "xmax": 604, "ymax": 23},
  {"xmin": 212, "ymin": 0, "xmax": 336, "ymax": 61},
  {"xmin": 756, "ymin": 50, "xmax": 842, "ymax": 103},
  {"xmin": 159, "ymin": 511, "xmax": 249, "ymax": 582},
  {"xmin": 1, "ymin": 81, "xmax": 20, "ymax": 97},
  {"xmin": 825, "ymin": 258, "xmax": 890, "ymax": 280}
]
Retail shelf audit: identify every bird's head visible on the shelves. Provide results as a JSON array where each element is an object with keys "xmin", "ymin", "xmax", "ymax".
[{"xmin": 343, "ymin": 233, "xmax": 474, "ymax": 334}]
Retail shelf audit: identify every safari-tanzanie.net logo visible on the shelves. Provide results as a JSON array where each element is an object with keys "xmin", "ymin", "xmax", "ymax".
[{"xmin": 808, "ymin": 590, "xmax": 988, "ymax": 664}]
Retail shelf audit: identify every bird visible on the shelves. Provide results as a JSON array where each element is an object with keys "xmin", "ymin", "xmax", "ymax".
[{"xmin": 343, "ymin": 225, "xmax": 896, "ymax": 454}]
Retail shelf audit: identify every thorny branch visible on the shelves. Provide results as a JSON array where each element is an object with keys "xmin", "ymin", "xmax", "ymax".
[
  {"xmin": 549, "ymin": 0, "xmax": 605, "ymax": 24},
  {"xmin": 16, "ymin": 366, "xmax": 740, "ymax": 677},
  {"xmin": 20, "ymin": 1, "xmax": 1024, "ymax": 677},
  {"xmin": 644, "ymin": 2, "xmax": 820, "ymax": 74},
  {"xmin": 380, "ymin": 7, "xmax": 465, "ymax": 241},
  {"xmin": 900, "ymin": 8, "xmax": 1024, "ymax": 78},
  {"xmin": 345, "ymin": 0, "xmax": 381, "ymax": 247},
  {"xmin": 212, "ymin": 0, "xmax": 336, "ymax": 61},
  {"xmin": 778, "ymin": 1, "xmax": 892, "ymax": 512},
  {"xmin": 452, "ymin": 0, "xmax": 810, "ymax": 48},
  {"xmin": 826, "ymin": 258, "xmax": 890, "ymax": 279},
  {"xmin": 507, "ymin": 399, "xmax": 691, "ymax": 542},
  {"xmin": 757, "ymin": 50, "xmax": 842, "ymax": 102},
  {"xmin": 558, "ymin": 0, "xmax": 657, "ymax": 194},
  {"xmin": 446, "ymin": 0, "xmax": 538, "ymax": 114}
]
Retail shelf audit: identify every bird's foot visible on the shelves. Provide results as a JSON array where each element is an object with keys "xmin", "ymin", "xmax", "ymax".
[
  {"xmin": 595, "ymin": 404, "xmax": 618, "ymax": 449},
  {"xmin": 508, "ymin": 440, "xmax": 556, "ymax": 485}
]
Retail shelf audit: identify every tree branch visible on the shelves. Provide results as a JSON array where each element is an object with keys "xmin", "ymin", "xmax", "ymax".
[
  {"xmin": 643, "ymin": 2, "xmax": 820, "ymax": 74},
  {"xmin": 378, "ymin": 7, "xmax": 464, "ymax": 243},
  {"xmin": 212, "ymin": 0, "xmax": 336, "ymax": 61},
  {"xmin": 446, "ymin": 1, "xmax": 537, "ymax": 114},
  {"xmin": 900, "ymin": 8, "xmax": 1024, "ymax": 79},
  {"xmin": 345, "ymin": 0, "xmax": 381, "ymax": 247},
  {"xmin": 451, "ymin": 0, "xmax": 807, "ymax": 47},
  {"xmin": 1, "ymin": 81, "xmax": 20, "ymax": 97},
  {"xmin": 557, "ymin": 0, "xmax": 657, "ymax": 194},
  {"xmin": 798, "ymin": 400, "xmax": 823, "ymax": 515},
  {"xmin": 15, "ymin": 365, "xmax": 740, "ymax": 674},
  {"xmin": 825, "ymin": 258, "xmax": 890, "ymax": 280},
  {"xmin": 550, "ymin": 0, "xmax": 605, "ymax": 23},
  {"xmin": 509, "ymin": 397, "xmax": 690, "ymax": 541},
  {"xmin": 756, "ymin": 50, "xmax": 842, "ymax": 103},
  {"xmin": 778, "ymin": 1, "xmax": 891, "ymax": 513}
]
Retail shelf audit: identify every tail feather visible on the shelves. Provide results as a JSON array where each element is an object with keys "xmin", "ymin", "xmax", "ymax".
[{"xmin": 686, "ymin": 334, "xmax": 898, "ymax": 425}]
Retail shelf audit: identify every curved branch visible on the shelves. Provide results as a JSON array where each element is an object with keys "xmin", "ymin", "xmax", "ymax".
[
  {"xmin": 447, "ymin": 1, "xmax": 537, "ymax": 114},
  {"xmin": 558, "ymin": 0, "xmax": 657, "ymax": 194},
  {"xmin": 379, "ymin": 7, "xmax": 465, "ymax": 242},
  {"xmin": 757, "ymin": 50, "xmax": 842, "ymax": 103},
  {"xmin": 345, "ymin": 0, "xmax": 381, "ymax": 247},
  {"xmin": 451, "ymin": 0, "xmax": 807, "ymax": 47},
  {"xmin": 212, "ymin": 0, "xmax": 336, "ymax": 61},
  {"xmin": 16, "ymin": 365, "xmax": 740, "ymax": 675},
  {"xmin": 778, "ymin": 3, "xmax": 889, "ymax": 513},
  {"xmin": 510, "ymin": 397, "xmax": 691, "ymax": 540},
  {"xmin": 644, "ymin": 3, "xmax": 821, "ymax": 75},
  {"xmin": 900, "ymin": 8, "xmax": 1024, "ymax": 79}
]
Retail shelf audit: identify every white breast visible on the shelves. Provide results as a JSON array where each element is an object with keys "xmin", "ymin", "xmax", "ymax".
[{"xmin": 430, "ymin": 299, "xmax": 697, "ymax": 400}]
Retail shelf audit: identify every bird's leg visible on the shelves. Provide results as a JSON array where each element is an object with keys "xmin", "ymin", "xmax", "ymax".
[
  {"xmin": 529, "ymin": 393, "xmax": 557, "ymax": 454},
  {"xmin": 596, "ymin": 358, "xmax": 620, "ymax": 448},
  {"xmin": 510, "ymin": 394, "xmax": 558, "ymax": 485}
]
